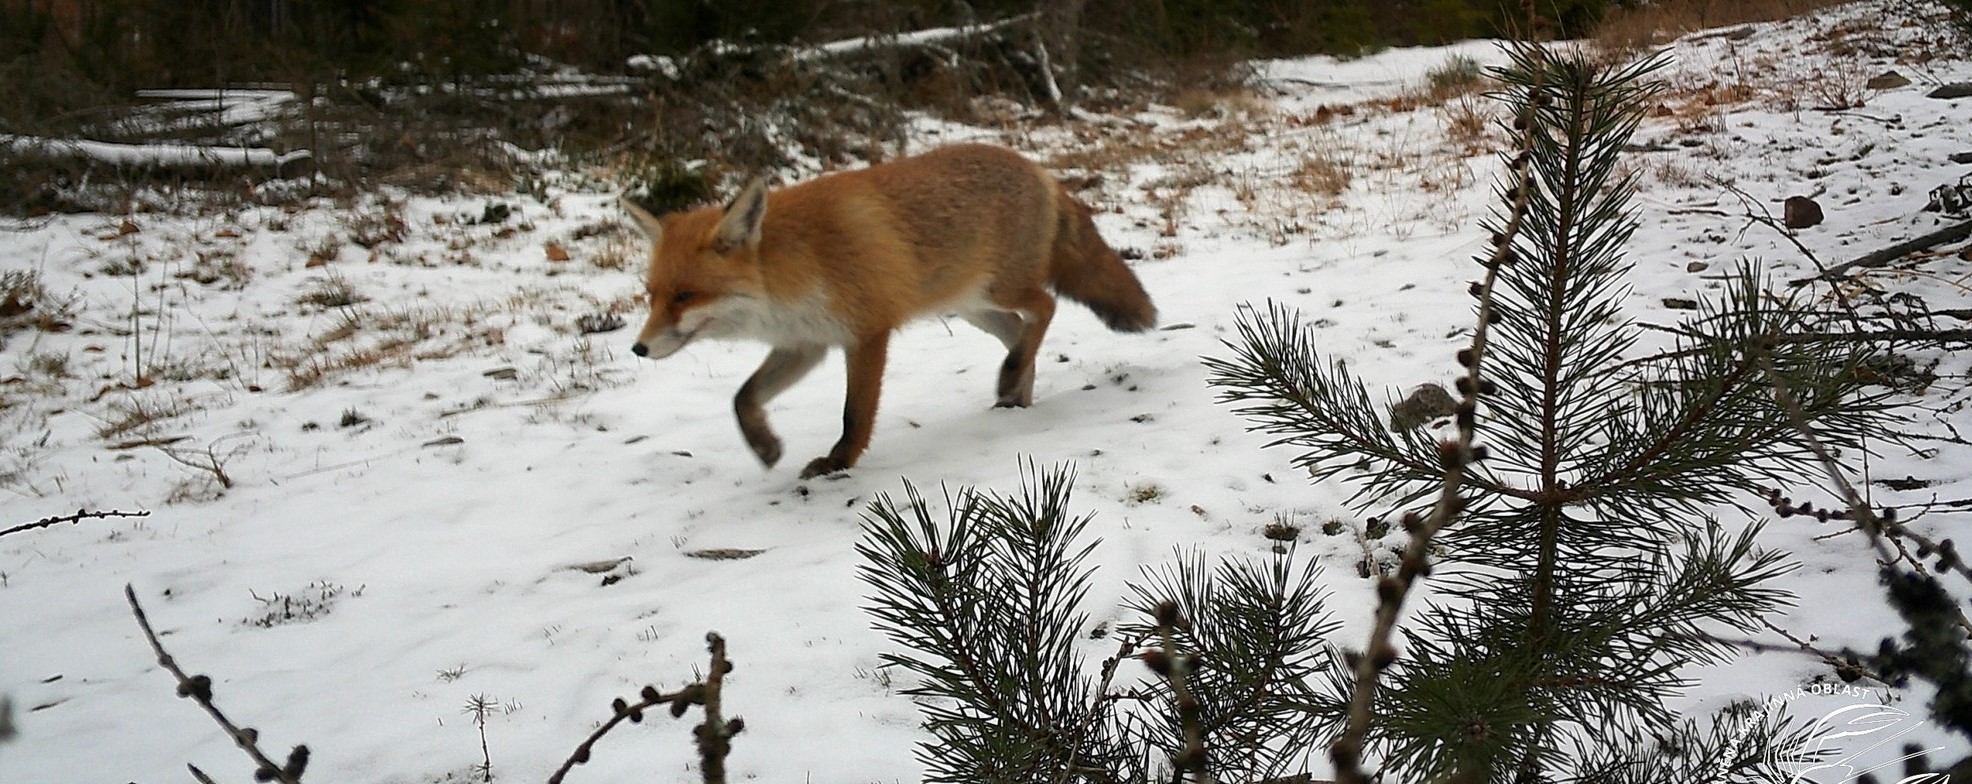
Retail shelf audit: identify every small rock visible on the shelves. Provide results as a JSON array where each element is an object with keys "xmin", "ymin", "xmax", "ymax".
[
  {"xmin": 1866, "ymin": 71, "xmax": 1911, "ymax": 90},
  {"xmin": 544, "ymin": 242, "xmax": 571, "ymax": 262},
  {"xmin": 423, "ymin": 436, "xmax": 465, "ymax": 447},
  {"xmin": 1726, "ymin": 26, "xmax": 1755, "ymax": 40},
  {"xmin": 568, "ymin": 557, "xmax": 633, "ymax": 574},
  {"xmin": 684, "ymin": 548, "xmax": 766, "ymax": 561},
  {"xmin": 1926, "ymin": 180, "xmax": 1972, "ymax": 216},
  {"xmin": 575, "ymin": 313, "xmax": 624, "ymax": 334},
  {"xmin": 1928, "ymin": 83, "xmax": 1972, "ymax": 100},
  {"xmin": 1389, "ymin": 383, "xmax": 1458, "ymax": 432},
  {"xmin": 1949, "ymin": 152, "xmax": 1972, "ymax": 164},
  {"xmin": 1783, "ymin": 195, "xmax": 1824, "ymax": 229},
  {"xmin": 1686, "ymin": 261, "xmax": 1710, "ymax": 273},
  {"xmin": 1662, "ymin": 297, "xmax": 1700, "ymax": 310},
  {"xmin": 483, "ymin": 367, "xmax": 518, "ymax": 380}
]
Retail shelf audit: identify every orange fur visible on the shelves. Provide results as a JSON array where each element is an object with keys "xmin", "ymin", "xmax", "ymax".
[{"xmin": 625, "ymin": 144, "xmax": 1156, "ymax": 478}]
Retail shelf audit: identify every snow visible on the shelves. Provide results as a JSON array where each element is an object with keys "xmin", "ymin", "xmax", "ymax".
[
  {"xmin": 5, "ymin": 2, "xmax": 1972, "ymax": 781},
  {"xmin": 1256, "ymin": 39, "xmax": 1515, "ymax": 102}
]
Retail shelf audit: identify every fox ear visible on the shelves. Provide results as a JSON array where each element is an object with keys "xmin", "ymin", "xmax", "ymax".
[
  {"xmin": 712, "ymin": 177, "xmax": 769, "ymax": 253},
  {"xmin": 621, "ymin": 196, "xmax": 665, "ymax": 243}
]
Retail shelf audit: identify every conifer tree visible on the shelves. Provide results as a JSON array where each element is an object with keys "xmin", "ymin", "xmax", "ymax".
[{"xmin": 1206, "ymin": 44, "xmax": 1891, "ymax": 782}]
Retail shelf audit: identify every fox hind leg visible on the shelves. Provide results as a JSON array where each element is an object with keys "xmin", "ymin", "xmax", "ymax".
[
  {"xmin": 967, "ymin": 290, "xmax": 1055, "ymax": 408},
  {"xmin": 735, "ymin": 344, "xmax": 826, "ymax": 467}
]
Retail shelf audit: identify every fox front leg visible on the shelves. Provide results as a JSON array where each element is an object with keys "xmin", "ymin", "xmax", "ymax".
[
  {"xmin": 800, "ymin": 334, "xmax": 890, "ymax": 479},
  {"xmin": 734, "ymin": 344, "xmax": 826, "ymax": 468}
]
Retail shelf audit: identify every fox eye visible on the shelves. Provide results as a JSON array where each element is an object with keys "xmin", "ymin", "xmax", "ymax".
[{"xmin": 670, "ymin": 291, "xmax": 696, "ymax": 306}]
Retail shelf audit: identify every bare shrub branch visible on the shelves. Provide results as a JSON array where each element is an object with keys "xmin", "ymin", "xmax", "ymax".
[
  {"xmin": 125, "ymin": 584, "xmax": 310, "ymax": 784},
  {"xmin": 549, "ymin": 632, "xmax": 743, "ymax": 784},
  {"xmin": 1, "ymin": 508, "xmax": 150, "ymax": 540}
]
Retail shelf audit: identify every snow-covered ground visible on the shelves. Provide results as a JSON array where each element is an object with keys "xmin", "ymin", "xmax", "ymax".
[{"xmin": 5, "ymin": 2, "xmax": 1972, "ymax": 781}]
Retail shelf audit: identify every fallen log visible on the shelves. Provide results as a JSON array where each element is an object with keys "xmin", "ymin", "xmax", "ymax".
[
  {"xmin": 791, "ymin": 12, "xmax": 1040, "ymax": 63},
  {"xmin": 1789, "ymin": 218, "xmax": 1972, "ymax": 286},
  {"xmin": 0, "ymin": 134, "xmax": 313, "ymax": 177}
]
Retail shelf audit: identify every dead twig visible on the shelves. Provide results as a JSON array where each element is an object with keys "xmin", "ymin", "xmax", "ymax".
[
  {"xmin": 695, "ymin": 632, "xmax": 741, "ymax": 784},
  {"xmin": 1757, "ymin": 618, "xmax": 1888, "ymax": 686},
  {"xmin": 1328, "ymin": 47, "xmax": 1541, "ymax": 784},
  {"xmin": 1056, "ymin": 629, "xmax": 1151, "ymax": 784},
  {"xmin": 1144, "ymin": 602, "xmax": 1205, "ymax": 779},
  {"xmin": 1713, "ymin": 177, "xmax": 1868, "ymax": 334},
  {"xmin": 125, "ymin": 584, "xmax": 310, "ymax": 784},
  {"xmin": 1752, "ymin": 347, "xmax": 1972, "ymax": 641},
  {"xmin": 1, "ymin": 508, "xmax": 150, "ymax": 540},
  {"xmin": 548, "ymin": 632, "xmax": 743, "ymax": 784}
]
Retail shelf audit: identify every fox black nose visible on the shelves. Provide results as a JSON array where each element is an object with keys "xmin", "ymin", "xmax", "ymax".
[{"xmin": 631, "ymin": 342, "xmax": 649, "ymax": 357}]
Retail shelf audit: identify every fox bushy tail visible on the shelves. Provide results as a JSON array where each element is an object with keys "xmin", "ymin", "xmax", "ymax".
[{"xmin": 1049, "ymin": 188, "xmax": 1157, "ymax": 332}]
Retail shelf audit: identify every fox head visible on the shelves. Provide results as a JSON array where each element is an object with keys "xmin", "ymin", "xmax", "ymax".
[{"xmin": 623, "ymin": 179, "xmax": 771, "ymax": 360}]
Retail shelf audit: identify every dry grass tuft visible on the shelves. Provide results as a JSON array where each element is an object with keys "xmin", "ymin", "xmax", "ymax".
[
  {"xmin": 1438, "ymin": 94, "xmax": 1495, "ymax": 155},
  {"xmin": 588, "ymin": 235, "xmax": 638, "ymax": 272},
  {"xmin": 97, "ymin": 393, "xmax": 191, "ymax": 440},
  {"xmin": 279, "ymin": 305, "xmax": 476, "ymax": 390},
  {"xmin": 284, "ymin": 339, "xmax": 417, "ymax": 391},
  {"xmin": 347, "ymin": 200, "xmax": 409, "ymax": 250},
  {"xmin": 296, "ymin": 273, "xmax": 367, "ymax": 310},
  {"xmin": 1422, "ymin": 55, "xmax": 1488, "ymax": 101},
  {"xmin": 1292, "ymin": 152, "xmax": 1354, "ymax": 199},
  {"xmin": 0, "ymin": 270, "xmax": 78, "ymax": 343},
  {"xmin": 180, "ymin": 249, "xmax": 253, "ymax": 289}
]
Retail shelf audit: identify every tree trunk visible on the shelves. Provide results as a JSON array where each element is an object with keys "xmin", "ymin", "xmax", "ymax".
[{"xmin": 1037, "ymin": 0, "xmax": 1087, "ymax": 115}]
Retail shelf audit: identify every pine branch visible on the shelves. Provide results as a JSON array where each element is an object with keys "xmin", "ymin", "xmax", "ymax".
[
  {"xmin": 857, "ymin": 464, "xmax": 1117, "ymax": 783},
  {"xmin": 1206, "ymin": 303, "xmax": 1461, "ymax": 503},
  {"xmin": 1122, "ymin": 548, "xmax": 1336, "ymax": 781},
  {"xmin": 1712, "ymin": 177, "xmax": 1869, "ymax": 336},
  {"xmin": 1568, "ymin": 267, "xmax": 1891, "ymax": 526},
  {"xmin": 1568, "ymin": 700, "xmax": 1827, "ymax": 782}
]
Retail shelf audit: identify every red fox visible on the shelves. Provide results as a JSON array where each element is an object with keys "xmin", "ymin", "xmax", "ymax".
[{"xmin": 624, "ymin": 143, "xmax": 1156, "ymax": 478}]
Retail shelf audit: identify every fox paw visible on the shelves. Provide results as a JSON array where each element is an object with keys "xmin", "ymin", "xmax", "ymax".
[
  {"xmin": 747, "ymin": 436, "xmax": 783, "ymax": 467},
  {"xmin": 799, "ymin": 456, "xmax": 849, "ymax": 479}
]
